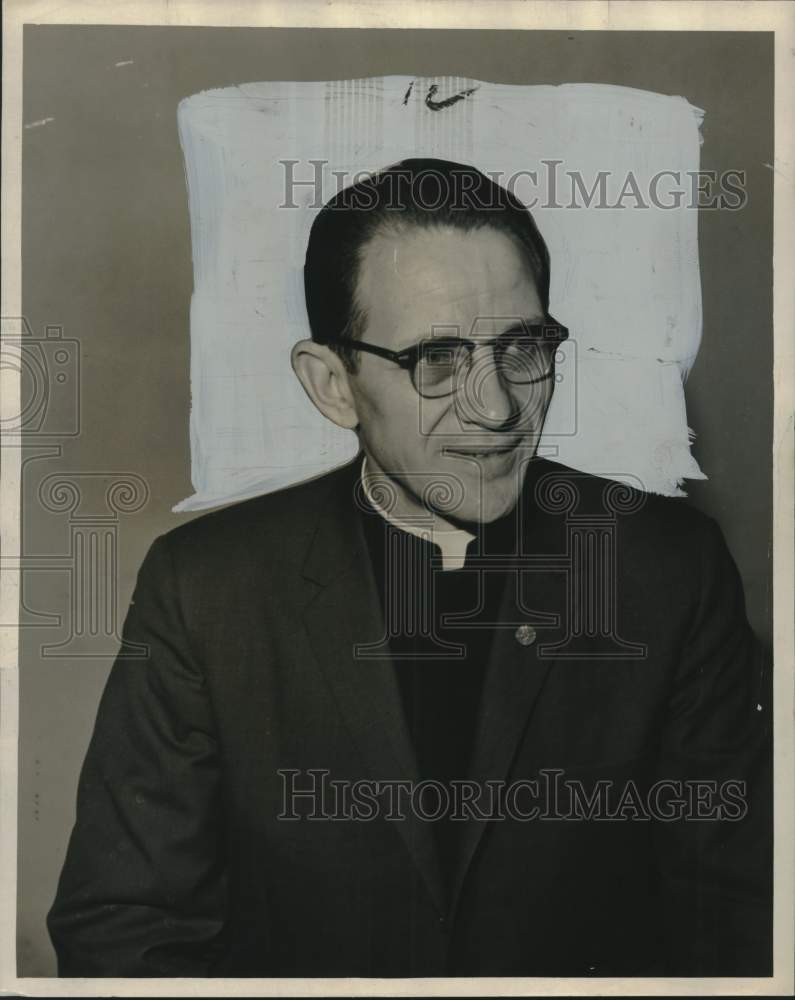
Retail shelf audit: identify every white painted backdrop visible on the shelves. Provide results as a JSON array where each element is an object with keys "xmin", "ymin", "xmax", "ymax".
[{"xmin": 175, "ymin": 78, "xmax": 705, "ymax": 511}]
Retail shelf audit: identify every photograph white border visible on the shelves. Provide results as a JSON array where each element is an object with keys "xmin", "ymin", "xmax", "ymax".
[{"xmin": 2, "ymin": 2, "xmax": 792, "ymax": 996}]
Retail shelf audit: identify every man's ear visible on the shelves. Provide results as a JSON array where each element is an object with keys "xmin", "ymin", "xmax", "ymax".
[{"xmin": 290, "ymin": 339, "xmax": 360, "ymax": 430}]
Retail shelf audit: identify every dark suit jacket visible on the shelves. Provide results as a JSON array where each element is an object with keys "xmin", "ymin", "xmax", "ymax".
[{"xmin": 47, "ymin": 455, "xmax": 772, "ymax": 977}]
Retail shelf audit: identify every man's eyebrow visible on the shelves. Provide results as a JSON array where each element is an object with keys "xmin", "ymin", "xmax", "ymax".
[
  {"xmin": 394, "ymin": 331, "xmax": 461, "ymax": 352},
  {"xmin": 393, "ymin": 317, "xmax": 550, "ymax": 352}
]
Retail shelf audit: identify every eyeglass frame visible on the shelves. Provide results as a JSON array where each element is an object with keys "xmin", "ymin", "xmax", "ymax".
[{"xmin": 322, "ymin": 317, "xmax": 569, "ymax": 398}]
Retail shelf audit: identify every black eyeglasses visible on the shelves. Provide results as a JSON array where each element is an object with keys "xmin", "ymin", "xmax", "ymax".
[{"xmin": 325, "ymin": 318, "xmax": 569, "ymax": 399}]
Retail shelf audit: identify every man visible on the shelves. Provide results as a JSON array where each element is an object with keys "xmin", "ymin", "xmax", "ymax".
[{"xmin": 48, "ymin": 159, "xmax": 772, "ymax": 977}]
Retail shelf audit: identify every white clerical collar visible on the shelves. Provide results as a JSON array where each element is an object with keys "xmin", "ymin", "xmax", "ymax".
[{"xmin": 360, "ymin": 455, "xmax": 475, "ymax": 572}]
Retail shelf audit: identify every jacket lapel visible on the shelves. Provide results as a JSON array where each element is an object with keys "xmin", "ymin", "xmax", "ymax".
[
  {"xmin": 448, "ymin": 460, "xmax": 567, "ymax": 917},
  {"xmin": 300, "ymin": 456, "xmax": 446, "ymax": 914},
  {"xmin": 299, "ymin": 454, "xmax": 569, "ymax": 920}
]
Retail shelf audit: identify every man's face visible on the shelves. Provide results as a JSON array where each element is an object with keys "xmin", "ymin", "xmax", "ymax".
[{"xmin": 348, "ymin": 222, "xmax": 554, "ymax": 525}]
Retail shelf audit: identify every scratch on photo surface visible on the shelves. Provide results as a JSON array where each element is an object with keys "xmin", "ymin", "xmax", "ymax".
[
  {"xmin": 115, "ymin": 60, "xmax": 135, "ymax": 67},
  {"xmin": 24, "ymin": 118, "xmax": 55, "ymax": 130},
  {"xmin": 763, "ymin": 161, "xmax": 791, "ymax": 179}
]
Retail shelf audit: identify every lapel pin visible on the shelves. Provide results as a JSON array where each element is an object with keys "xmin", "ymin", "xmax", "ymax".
[{"xmin": 514, "ymin": 624, "xmax": 537, "ymax": 647}]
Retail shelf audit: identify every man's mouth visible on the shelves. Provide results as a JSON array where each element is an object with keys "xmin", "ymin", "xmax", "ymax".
[{"xmin": 445, "ymin": 443, "xmax": 521, "ymax": 458}]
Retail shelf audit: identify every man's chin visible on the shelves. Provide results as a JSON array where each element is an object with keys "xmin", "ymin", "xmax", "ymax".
[
  {"xmin": 429, "ymin": 463, "xmax": 527, "ymax": 526},
  {"xmin": 442, "ymin": 491, "xmax": 522, "ymax": 529}
]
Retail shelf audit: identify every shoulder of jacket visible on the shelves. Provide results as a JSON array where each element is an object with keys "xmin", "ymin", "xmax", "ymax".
[
  {"xmin": 530, "ymin": 458, "xmax": 716, "ymax": 540},
  {"xmin": 154, "ymin": 459, "xmax": 356, "ymax": 559}
]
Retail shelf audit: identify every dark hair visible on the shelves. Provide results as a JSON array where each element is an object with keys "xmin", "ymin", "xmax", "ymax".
[{"xmin": 303, "ymin": 157, "xmax": 551, "ymax": 372}]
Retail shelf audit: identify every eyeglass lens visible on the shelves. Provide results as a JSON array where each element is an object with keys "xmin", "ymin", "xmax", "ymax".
[{"xmin": 413, "ymin": 336, "xmax": 558, "ymax": 398}]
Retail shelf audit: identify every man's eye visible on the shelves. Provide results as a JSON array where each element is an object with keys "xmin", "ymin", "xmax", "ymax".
[
  {"xmin": 501, "ymin": 336, "xmax": 545, "ymax": 357},
  {"xmin": 419, "ymin": 343, "xmax": 460, "ymax": 367}
]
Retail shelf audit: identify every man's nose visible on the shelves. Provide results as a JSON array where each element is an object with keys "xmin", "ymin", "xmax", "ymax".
[{"xmin": 455, "ymin": 347, "xmax": 520, "ymax": 430}]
